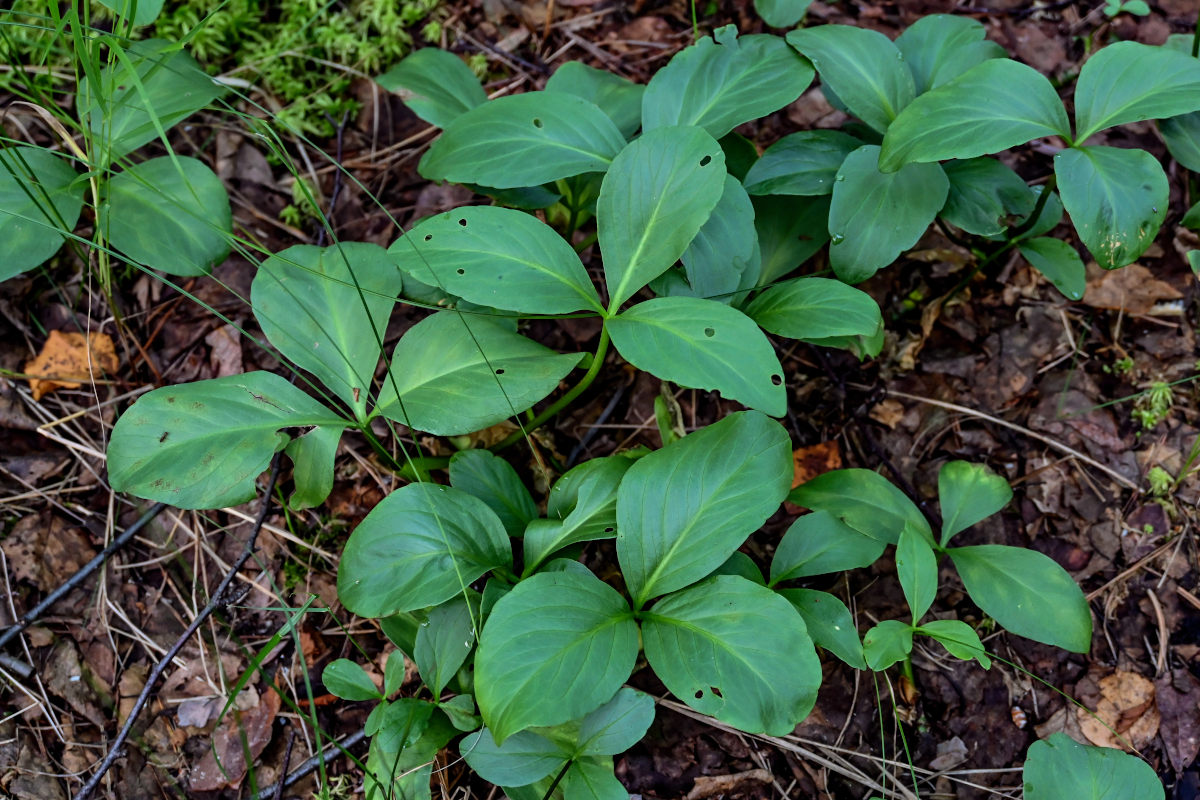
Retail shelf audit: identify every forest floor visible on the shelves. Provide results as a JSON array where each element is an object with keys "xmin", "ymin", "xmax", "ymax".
[{"xmin": 1, "ymin": 0, "xmax": 1199, "ymax": 798}]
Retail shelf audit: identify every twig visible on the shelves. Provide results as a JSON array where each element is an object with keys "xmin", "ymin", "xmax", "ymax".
[
  {"xmin": 74, "ymin": 458, "xmax": 284, "ymax": 800},
  {"xmin": 272, "ymin": 727, "xmax": 297, "ymax": 800},
  {"xmin": 250, "ymin": 728, "xmax": 368, "ymax": 800}
]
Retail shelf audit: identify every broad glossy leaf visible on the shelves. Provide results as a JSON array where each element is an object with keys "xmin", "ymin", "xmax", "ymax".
[
  {"xmin": 96, "ymin": 0, "xmax": 165, "ymax": 25},
  {"xmin": 323, "ymin": 659, "xmax": 381, "ymax": 701},
  {"xmin": 948, "ymin": 544, "xmax": 1091, "ymax": 652},
  {"xmin": 523, "ymin": 457, "xmax": 632, "ymax": 574},
  {"xmin": 941, "ymin": 157, "xmax": 1036, "ymax": 237},
  {"xmin": 414, "ymin": 592, "xmax": 481, "ymax": 697},
  {"xmin": 643, "ymin": 26, "xmax": 813, "ymax": 139},
  {"xmin": 381, "ymin": 611, "xmax": 424, "ymax": 658},
  {"xmin": 746, "ymin": 276, "xmax": 882, "ymax": 342},
  {"xmin": 938, "ymin": 461, "xmax": 1013, "ymax": 546},
  {"xmin": 1160, "ymin": 111, "xmax": 1200, "ymax": 172},
  {"xmin": 608, "ymin": 297, "xmax": 786, "ymax": 416},
  {"xmin": 742, "ymin": 130, "xmax": 862, "ymax": 196},
  {"xmin": 917, "ymin": 619, "xmax": 990, "ymax": 668},
  {"xmin": 385, "ymin": 650, "xmax": 406, "ymax": 696},
  {"xmin": 617, "ymin": 411, "xmax": 792, "ymax": 606},
  {"xmin": 103, "ymin": 156, "xmax": 231, "ymax": 276},
  {"xmin": 755, "ymin": 0, "xmax": 813, "ymax": 27},
  {"xmin": 879, "ymin": 59, "xmax": 1070, "ymax": 171},
  {"xmin": 1074, "ymin": 42, "xmax": 1200, "ymax": 142},
  {"xmin": 711, "ymin": 551, "xmax": 765, "ymax": 585},
  {"xmin": 450, "ymin": 449, "xmax": 538, "ymax": 538},
  {"xmin": 391, "ymin": 205, "xmax": 602, "ymax": 314},
  {"xmin": 252, "ymin": 242, "xmax": 400, "ymax": 419},
  {"xmin": 599, "ymin": 126, "xmax": 725, "ymax": 310},
  {"xmin": 789, "ymin": 468, "xmax": 931, "ymax": 545},
  {"xmin": 461, "ymin": 728, "xmax": 565, "ymax": 786},
  {"xmin": 376, "ymin": 48, "xmax": 487, "ymax": 128},
  {"xmin": 575, "ymin": 688, "xmax": 655, "ymax": 756},
  {"xmin": 753, "ymin": 195, "xmax": 831, "ymax": 284},
  {"xmin": 862, "ymin": 620, "xmax": 914, "ymax": 670},
  {"xmin": 786, "ymin": 25, "xmax": 914, "ymax": 133},
  {"xmin": 642, "ymin": 576, "xmax": 821, "ymax": 735},
  {"xmin": 563, "ymin": 759, "xmax": 626, "ymax": 800},
  {"xmin": 778, "ymin": 588, "xmax": 865, "ymax": 668},
  {"xmin": 338, "ymin": 483, "xmax": 511, "ymax": 617},
  {"xmin": 719, "ymin": 132, "xmax": 759, "ymax": 181},
  {"xmin": 769, "ymin": 510, "xmax": 886, "ymax": 584},
  {"xmin": 545, "ymin": 61, "xmax": 644, "ymax": 138},
  {"xmin": 475, "ymin": 570, "xmax": 638, "ymax": 742},
  {"xmin": 828, "ymin": 145, "xmax": 949, "ymax": 283},
  {"xmin": 1055, "ymin": 146, "xmax": 1167, "ymax": 269},
  {"xmin": 1024, "ymin": 733, "xmax": 1164, "ymax": 800},
  {"xmin": 375, "ymin": 312, "xmax": 583, "ymax": 436},
  {"xmin": 0, "ymin": 147, "xmax": 83, "ymax": 279},
  {"xmin": 419, "ymin": 92, "xmax": 626, "ymax": 188},
  {"xmin": 894, "ymin": 14, "xmax": 1005, "ymax": 94},
  {"xmin": 79, "ymin": 39, "xmax": 225, "ymax": 163},
  {"xmin": 108, "ymin": 372, "xmax": 346, "ymax": 509},
  {"xmin": 286, "ymin": 423, "xmax": 342, "ymax": 510},
  {"xmin": 896, "ymin": 524, "xmax": 938, "ymax": 622}
]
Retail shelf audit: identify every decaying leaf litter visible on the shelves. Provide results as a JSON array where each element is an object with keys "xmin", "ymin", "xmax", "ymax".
[{"xmin": 1, "ymin": 0, "xmax": 1199, "ymax": 798}]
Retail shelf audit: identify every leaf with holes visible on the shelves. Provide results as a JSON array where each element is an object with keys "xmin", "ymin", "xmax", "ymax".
[
  {"xmin": 338, "ymin": 483, "xmax": 511, "ymax": 618},
  {"xmin": 788, "ymin": 468, "xmax": 931, "ymax": 545},
  {"xmin": 0, "ymin": 147, "xmax": 83, "ymax": 280},
  {"xmin": 1074, "ymin": 42, "xmax": 1200, "ymax": 142},
  {"xmin": 940, "ymin": 157, "xmax": 1036, "ymax": 238},
  {"xmin": 642, "ymin": 576, "xmax": 821, "ymax": 735},
  {"xmin": 450, "ymin": 449, "xmax": 538, "ymax": 538},
  {"xmin": 743, "ymin": 130, "xmax": 863, "ymax": 196},
  {"xmin": 252, "ymin": 242, "xmax": 400, "ymax": 420},
  {"xmin": 523, "ymin": 456, "xmax": 632, "ymax": 575},
  {"xmin": 474, "ymin": 570, "xmax": 639, "ymax": 743},
  {"xmin": 599, "ymin": 126, "xmax": 726, "ymax": 310},
  {"xmin": 607, "ymin": 297, "xmax": 787, "ymax": 417},
  {"xmin": 376, "ymin": 48, "xmax": 487, "ymax": 128},
  {"xmin": 778, "ymin": 588, "xmax": 865, "ymax": 669},
  {"xmin": 894, "ymin": 14, "xmax": 1005, "ymax": 94},
  {"xmin": 769, "ymin": 510, "xmax": 886, "ymax": 584},
  {"xmin": 545, "ymin": 62, "xmax": 644, "ymax": 139},
  {"xmin": 938, "ymin": 461, "xmax": 1013, "ymax": 546},
  {"xmin": 374, "ymin": 312, "xmax": 583, "ymax": 436},
  {"xmin": 419, "ymin": 92, "xmax": 626, "ymax": 188},
  {"xmin": 746, "ymin": 276, "xmax": 882, "ymax": 343},
  {"xmin": 616, "ymin": 411, "xmax": 792, "ymax": 607}
]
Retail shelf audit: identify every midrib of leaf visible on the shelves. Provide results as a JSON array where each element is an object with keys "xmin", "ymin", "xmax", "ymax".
[
  {"xmin": 607, "ymin": 161, "xmax": 677, "ymax": 312},
  {"xmin": 642, "ymin": 610, "xmax": 769, "ymax": 679},
  {"xmin": 424, "ymin": 243, "xmax": 601, "ymax": 311}
]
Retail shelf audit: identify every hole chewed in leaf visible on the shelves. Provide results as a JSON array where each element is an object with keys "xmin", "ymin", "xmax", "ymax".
[
  {"xmin": 771, "ymin": 374, "xmax": 783, "ymax": 386},
  {"xmin": 533, "ymin": 118, "xmax": 544, "ymax": 129},
  {"xmin": 694, "ymin": 689, "xmax": 704, "ymax": 699},
  {"xmin": 495, "ymin": 368, "xmax": 505, "ymax": 375},
  {"xmin": 699, "ymin": 154, "xmax": 712, "ymax": 167},
  {"xmin": 456, "ymin": 268, "xmax": 465, "ymax": 275},
  {"xmin": 458, "ymin": 218, "xmax": 467, "ymax": 227},
  {"xmin": 710, "ymin": 686, "xmax": 722, "ymax": 698},
  {"xmin": 703, "ymin": 327, "xmax": 715, "ymax": 338}
]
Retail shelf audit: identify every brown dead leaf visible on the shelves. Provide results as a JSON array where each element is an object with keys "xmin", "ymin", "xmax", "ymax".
[
  {"xmin": 685, "ymin": 769, "xmax": 771, "ymax": 800},
  {"xmin": 1077, "ymin": 669, "xmax": 1160, "ymax": 751},
  {"xmin": 9, "ymin": 733, "xmax": 66, "ymax": 800},
  {"xmin": 24, "ymin": 330, "xmax": 118, "ymax": 401},
  {"xmin": 45, "ymin": 640, "xmax": 107, "ymax": 728},
  {"xmin": 1156, "ymin": 669, "xmax": 1200, "ymax": 772},
  {"xmin": 1083, "ymin": 263, "xmax": 1182, "ymax": 316},
  {"xmin": 189, "ymin": 686, "xmax": 281, "ymax": 791},
  {"xmin": 792, "ymin": 441, "xmax": 842, "ymax": 489},
  {"xmin": 205, "ymin": 323, "xmax": 243, "ymax": 378},
  {"xmin": 1, "ymin": 513, "xmax": 97, "ymax": 592},
  {"xmin": 117, "ymin": 664, "xmax": 148, "ymax": 726},
  {"xmin": 869, "ymin": 399, "xmax": 905, "ymax": 429}
]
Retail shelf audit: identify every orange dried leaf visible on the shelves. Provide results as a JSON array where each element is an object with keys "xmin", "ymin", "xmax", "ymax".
[
  {"xmin": 25, "ymin": 330, "xmax": 119, "ymax": 401},
  {"xmin": 792, "ymin": 441, "xmax": 842, "ymax": 489}
]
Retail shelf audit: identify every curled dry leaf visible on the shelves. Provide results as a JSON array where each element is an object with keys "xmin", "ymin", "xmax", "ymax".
[
  {"xmin": 1077, "ymin": 669, "xmax": 1160, "ymax": 751},
  {"xmin": 24, "ymin": 330, "xmax": 118, "ymax": 401},
  {"xmin": 1082, "ymin": 263, "xmax": 1182, "ymax": 316},
  {"xmin": 791, "ymin": 441, "xmax": 842, "ymax": 489}
]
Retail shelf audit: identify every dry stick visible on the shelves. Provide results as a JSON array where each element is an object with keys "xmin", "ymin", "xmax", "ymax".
[
  {"xmin": 250, "ymin": 728, "xmax": 368, "ymax": 800},
  {"xmin": 74, "ymin": 457, "xmax": 284, "ymax": 800}
]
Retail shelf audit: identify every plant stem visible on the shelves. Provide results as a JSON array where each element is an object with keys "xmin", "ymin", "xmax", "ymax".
[
  {"xmin": 1192, "ymin": 9, "xmax": 1199, "ymax": 58},
  {"xmin": 542, "ymin": 760, "xmax": 573, "ymax": 800},
  {"xmin": 1006, "ymin": 174, "xmax": 1057, "ymax": 240}
]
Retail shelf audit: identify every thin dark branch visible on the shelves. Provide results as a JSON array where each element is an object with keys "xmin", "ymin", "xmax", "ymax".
[
  {"xmin": 74, "ymin": 458, "xmax": 284, "ymax": 800},
  {"xmin": 271, "ymin": 727, "xmax": 297, "ymax": 800},
  {"xmin": 315, "ymin": 111, "xmax": 350, "ymax": 247},
  {"xmin": 250, "ymin": 728, "xmax": 368, "ymax": 800}
]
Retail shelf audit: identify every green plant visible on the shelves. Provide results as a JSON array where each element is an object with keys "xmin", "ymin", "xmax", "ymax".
[
  {"xmin": 1102, "ymin": 0, "xmax": 1151, "ymax": 18},
  {"xmin": 1133, "ymin": 380, "xmax": 1174, "ymax": 430}
]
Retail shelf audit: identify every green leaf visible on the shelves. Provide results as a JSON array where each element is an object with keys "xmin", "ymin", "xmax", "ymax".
[
  {"xmin": 1024, "ymin": 733, "xmax": 1164, "ymax": 800},
  {"xmin": 1184, "ymin": 200, "xmax": 1200, "ymax": 232},
  {"xmin": 754, "ymin": 0, "xmax": 813, "ymax": 27},
  {"xmin": 96, "ymin": 0, "xmax": 165, "ymax": 26},
  {"xmin": 450, "ymin": 449, "xmax": 538, "ymax": 538},
  {"xmin": 322, "ymin": 659, "xmax": 382, "ymax": 701},
  {"xmin": 545, "ymin": 61, "xmax": 644, "ymax": 139},
  {"xmin": 415, "ymin": 592, "xmax": 481, "ymax": 697},
  {"xmin": 617, "ymin": 411, "xmax": 792, "ymax": 606},
  {"xmin": 523, "ymin": 457, "xmax": 632, "ymax": 575},
  {"xmin": 642, "ymin": 576, "xmax": 821, "ymax": 735},
  {"xmin": 643, "ymin": 26, "xmax": 813, "ymax": 139},
  {"xmin": 375, "ymin": 312, "xmax": 583, "ymax": 436},
  {"xmin": 753, "ymin": 195, "xmax": 831, "ymax": 285},
  {"xmin": 827, "ymin": 145, "xmax": 949, "ymax": 283},
  {"xmin": 419, "ymin": 92, "xmax": 626, "ymax": 188},
  {"xmin": 598, "ymin": 126, "xmax": 725, "ymax": 310},
  {"xmin": 1160, "ymin": 111, "xmax": 1200, "ymax": 172},
  {"xmin": 79, "ymin": 39, "xmax": 225, "ymax": 163},
  {"xmin": 1075, "ymin": 42, "xmax": 1200, "ymax": 142},
  {"xmin": 916, "ymin": 619, "xmax": 991, "ymax": 668},
  {"xmin": 786, "ymin": 25, "xmax": 915, "ymax": 134},
  {"xmin": 440, "ymin": 694, "xmax": 481, "ymax": 731},
  {"xmin": 390, "ymin": 206, "xmax": 602, "ymax": 314},
  {"xmin": 778, "ymin": 588, "xmax": 865, "ymax": 669},
  {"xmin": 251, "ymin": 242, "xmax": 400, "ymax": 419},
  {"xmin": 947, "ymin": 545, "xmax": 1091, "ymax": 652},
  {"xmin": 862, "ymin": 620, "xmax": 914, "ymax": 670},
  {"xmin": 461, "ymin": 728, "xmax": 565, "ymax": 787},
  {"xmin": 896, "ymin": 524, "xmax": 938, "ymax": 622},
  {"xmin": 743, "ymin": 130, "xmax": 863, "ymax": 196},
  {"xmin": 384, "ymin": 650, "xmax": 406, "ymax": 697},
  {"xmin": 0, "ymin": 147, "xmax": 83, "ymax": 280},
  {"xmin": 575, "ymin": 688, "xmax": 655, "ymax": 756},
  {"xmin": 719, "ymin": 132, "xmax": 760, "ymax": 181},
  {"xmin": 607, "ymin": 298, "xmax": 786, "ymax": 416},
  {"xmin": 337, "ymin": 483, "xmax": 512, "ymax": 617},
  {"xmin": 746, "ymin": 276, "xmax": 882, "ymax": 343},
  {"xmin": 376, "ymin": 48, "xmax": 487, "ymax": 128},
  {"xmin": 108, "ymin": 372, "xmax": 345, "ymax": 509},
  {"xmin": 1055, "ymin": 146, "xmax": 1168, "ymax": 269},
  {"xmin": 365, "ymin": 699, "xmax": 451, "ymax": 800},
  {"xmin": 475, "ymin": 570, "xmax": 638, "ymax": 742},
  {"xmin": 788, "ymin": 469, "xmax": 931, "ymax": 545},
  {"xmin": 940, "ymin": 157, "xmax": 1036, "ymax": 237},
  {"xmin": 657, "ymin": 174, "xmax": 759, "ymax": 304},
  {"xmin": 770, "ymin": 510, "xmax": 886, "ymax": 584},
  {"xmin": 1013, "ymin": 186, "xmax": 1066, "ymax": 242},
  {"xmin": 285, "ymin": 424, "xmax": 341, "ymax": 509},
  {"xmin": 894, "ymin": 14, "xmax": 1006, "ymax": 95},
  {"xmin": 937, "ymin": 461, "xmax": 1013, "ymax": 546},
  {"xmin": 879, "ymin": 59, "xmax": 1070, "ymax": 171},
  {"xmin": 102, "ymin": 156, "xmax": 231, "ymax": 277},
  {"xmin": 381, "ymin": 611, "xmax": 424, "ymax": 658},
  {"xmin": 711, "ymin": 551, "xmax": 765, "ymax": 584},
  {"xmin": 564, "ymin": 759, "xmax": 627, "ymax": 800}
]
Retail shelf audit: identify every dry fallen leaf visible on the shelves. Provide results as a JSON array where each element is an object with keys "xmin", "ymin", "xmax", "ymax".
[
  {"xmin": 189, "ymin": 686, "xmax": 281, "ymax": 791},
  {"xmin": 1083, "ymin": 263, "xmax": 1183, "ymax": 316},
  {"xmin": 792, "ymin": 441, "xmax": 842, "ymax": 489},
  {"xmin": 24, "ymin": 330, "xmax": 118, "ymax": 401},
  {"xmin": 1077, "ymin": 669, "xmax": 1160, "ymax": 751},
  {"xmin": 1156, "ymin": 669, "xmax": 1200, "ymax": 772}
]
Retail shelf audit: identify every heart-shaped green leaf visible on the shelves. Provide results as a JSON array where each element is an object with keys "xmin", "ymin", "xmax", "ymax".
[
  {"xmin": 894, "ymin": 14, "xmax": 1005, "ymax": 94},
  {"xmin": 563, "ymin": 759, "xmax": 626, "ymax": 800},
  {"xmin": 1074, "ymin": 41, "xmax": 1200, "ymax": 142},
  {"xmin": 1024, "ymin": 733, "xmax": 1164, "ymax": 800},
  {"xmin": 0, "ymin": 147, "xmax": 83, "ymax": 280},
  {"xmin": 746, "ymin": 276, "xmax": 882, "ymax": 343},
  {"xmin": 545, "ymin": 61, "xmax": 644, "ymax": 139},
  {"xmin": 743, "ymin": 130, "xmax": 863, "ymax": 196},
  {"xmin": 789, "ymin": 468, "xmax": 931, "ymax": 545},
  {"xmin": 376, "ymin": 48, "xmax": 487, "ymax": 128},
  {"xmin": 450, "ymin": 449, "xmax": 538, "ymax": 538},
  {"xmin": 938, "ymin": 461, "xmax": 1013, "ymax": 546},
  {"xmin": 778, "ymin": 588, "xmax": 865, "ymax": 668}
]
